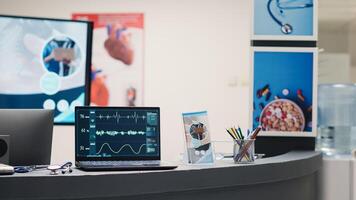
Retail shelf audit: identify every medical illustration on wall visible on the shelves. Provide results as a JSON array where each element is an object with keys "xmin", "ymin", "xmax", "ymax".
[{"xmin": 72, "ymin": 13, "xmax": 144, "ymax": 107}]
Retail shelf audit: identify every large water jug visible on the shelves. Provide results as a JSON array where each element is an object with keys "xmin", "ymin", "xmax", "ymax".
[{"xmin": 317, "ymin": 84, "xmax": 356, "ymax": 156}]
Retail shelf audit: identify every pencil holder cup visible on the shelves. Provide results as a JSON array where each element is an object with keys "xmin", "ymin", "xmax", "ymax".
[{"xmin": 233, "ymin": 139, "xmax": 255, "ymax": 164}]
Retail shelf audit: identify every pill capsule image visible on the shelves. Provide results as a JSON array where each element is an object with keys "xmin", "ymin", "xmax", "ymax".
[
  {"xmin": 297, "ymin": 89, "xmax": 305, "ymax": 102},
  {"xmin": 282, "ymin": 89, "xmax": 289, "ymax": 96},
  {"xmin": 261, "ymin": 84, "xmax": 269, "ymax": 91},
  {"xmin": 262, "ymin": 88, "xmax": 270, "ymax": 96},
  {"xmin": 257, "ymin": 89, "xmax": 262, "ymax": 98},
  {"xmin": 265, "ymin": 92, "xmax": 271, "ymax": 101},
  {"xmin": 255, "ymin": 117, "xmax": 259, "ymax": 122},
  {"xmin": 259, "ymin": 102, "xmax": 265, "ymax": 110},
  {"xmin": 297, "ymin": 89, "xmax": 302, "ymax": 95}
]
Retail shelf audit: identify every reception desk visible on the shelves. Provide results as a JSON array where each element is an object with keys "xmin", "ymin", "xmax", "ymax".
[{"xmin": 0, "ymin": 151, "xmax": 321, "ymax": 200}]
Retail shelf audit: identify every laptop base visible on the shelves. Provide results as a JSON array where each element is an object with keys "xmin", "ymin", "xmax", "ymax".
[{"xmin": 77, "ymin": 164, "xmax": 177, "ymax": 171}]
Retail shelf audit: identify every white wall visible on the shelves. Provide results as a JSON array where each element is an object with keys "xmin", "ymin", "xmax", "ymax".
[
  {"xmin": 318, "ymin": 53, "xmax": 351, "ymax": 83},
  {"xmin": 0, "ymin": 0, "xmax": 251, "ymax": 164},
  {"xmin": 320, "ymin": 158, "xmax": 353, "ymax": 200},
  {"xmin": 353, "ymin": 158, "xmax": 356, "ymax": 200}
]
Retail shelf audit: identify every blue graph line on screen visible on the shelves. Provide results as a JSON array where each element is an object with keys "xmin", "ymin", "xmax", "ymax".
[
  {"xmin": 96, "ymin": 143, "xmax": 147, "ymax": 155},
  {"xmin": 96, "ymin": 130, "xmax": 146, "ymax": 136},
  {"xmin": 96, "ymin": 112, "xmax": 146, "ymax": 124}
]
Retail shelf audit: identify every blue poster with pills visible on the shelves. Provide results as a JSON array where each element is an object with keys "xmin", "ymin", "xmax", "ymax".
[{"xmin": 252, "ymin": 47, "xmax": 317, "ymax": 137}]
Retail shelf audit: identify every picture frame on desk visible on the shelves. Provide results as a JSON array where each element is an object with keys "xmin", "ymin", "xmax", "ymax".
[
  {"xmin": 250, "ymin": 47, "xmax": 318, "ymax": 137},
  {"xmin": 182, "ymin": 111, "xmax": 214, "ymax": 164}
]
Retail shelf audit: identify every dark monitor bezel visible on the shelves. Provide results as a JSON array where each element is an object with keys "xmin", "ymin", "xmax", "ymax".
[
  {"xmin": 75, "ymin": 106, "xmax": 161, "ymax": 161},
  {"xmin": 0, "ymin": 109, "xmax": 54, "ymax": 166},
  {"xmin": 0, "ymin": 14, "xmax": 93, "ymax": 125}
]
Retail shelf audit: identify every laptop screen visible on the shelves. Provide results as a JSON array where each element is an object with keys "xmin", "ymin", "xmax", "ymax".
[{"xmin": 75, "ymin": 107, "xmax": 160, "ymax": 161}]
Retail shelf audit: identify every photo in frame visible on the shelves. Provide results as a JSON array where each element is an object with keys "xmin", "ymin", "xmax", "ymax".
[{"xmin": 182, "ymin": 111, "xmax": 214, "ymax": 164}]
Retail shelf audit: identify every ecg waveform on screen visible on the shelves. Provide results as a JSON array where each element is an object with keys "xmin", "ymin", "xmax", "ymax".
[
  {"xmin": 96, "ymin": 130, "xmax": 146, "ymax": 136},
  {"xmin": 96, "ymin": 112, "xmax": 146, "ymax": 124},
  {"xmin": 96, "ymin": 143, "xmax": 147, "ymax": 155}
]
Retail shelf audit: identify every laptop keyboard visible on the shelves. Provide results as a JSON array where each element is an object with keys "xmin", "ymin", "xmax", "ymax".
[{"xmin": 81, "ymin": 160, "xmax": 161, "ymax": 166}]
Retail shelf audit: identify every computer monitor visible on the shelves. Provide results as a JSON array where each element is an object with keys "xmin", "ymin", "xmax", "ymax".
[
  {"xmin": 0, "ymin": 109, "xmax": 53, "ymax": 166},
  {"xmin": 0, "ymin": 15, "xmax": 93, "ymax": 124},
  {"xmin": 75, "ymin": 107, "xmax": 160, "ymax": 161}
]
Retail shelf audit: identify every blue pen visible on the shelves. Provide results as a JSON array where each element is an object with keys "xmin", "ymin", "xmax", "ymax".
[{"xmin": 237, "ymin": 126, "xmax": 244, "ymax": 139}]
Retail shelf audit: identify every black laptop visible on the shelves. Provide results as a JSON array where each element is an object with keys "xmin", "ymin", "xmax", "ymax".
[{"xmin": 75, "ymin": 106, "xmax": 177, "ymax": 171}]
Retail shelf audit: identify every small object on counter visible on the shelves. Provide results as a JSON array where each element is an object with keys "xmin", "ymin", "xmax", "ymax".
[
  {"xmin": 226, "ymin": 126, "xmax": 260, "ymax": 163},
  {"xmin": 248, "ymin": 126, "xmax": 262, "ymax": 139},
  {"xmin": 0, "ymin": 163, "xmax": 14, "ymax": 175},
  {"xmin": 274, "ymin": 95, "xmax": 280, "ymax": 100},
  {"xmin": 237, "ymin": 126, "xmax": 244, "ymax": 139},
  {"xmin": 233, "ymin": 139, "xmax": 255, "ymax": 163},
  {"xmin": 230, "ymin": 128, "xmax": 239, "ymax": 139}
]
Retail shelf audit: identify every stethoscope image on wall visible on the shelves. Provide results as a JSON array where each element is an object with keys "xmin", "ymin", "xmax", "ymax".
[{"xmin": 267, "ymin": 0, "xmax": 313, "ymax": 34}]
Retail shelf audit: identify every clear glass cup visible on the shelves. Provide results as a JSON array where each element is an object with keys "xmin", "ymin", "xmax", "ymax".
[
  {"xmin": 212, "ymin": 140, "xmax": 234, "ymax": 160},
  {"xmin": 233, "ymin": 139, "xmax": 255, "ymax": 164}
]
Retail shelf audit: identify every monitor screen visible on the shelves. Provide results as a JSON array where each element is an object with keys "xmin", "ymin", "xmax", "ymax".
[
  {"xmin": 0, "ymin": 15, "xmax": 92, "ymax": 124},
  {"xmin": 75, "ymin": 107, "xmax": 160, "ymax": 161},
  {"xmin": 0, "ymin": 109, "xmax": 53, "ymax": 166}
]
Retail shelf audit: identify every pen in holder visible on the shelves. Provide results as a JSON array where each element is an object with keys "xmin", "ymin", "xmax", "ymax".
[
  {"xmin": 225, "ymin": 126, "xmax": 261, "ymax": 164},
  {"xmin": 233, "ymin": 139, "xmax": 255, "ymax": 164}
]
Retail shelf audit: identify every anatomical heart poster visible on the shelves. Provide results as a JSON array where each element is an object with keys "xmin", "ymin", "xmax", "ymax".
[{"xmin": 73, "ymin": 13, "xmax": 144, "ymax": 107}]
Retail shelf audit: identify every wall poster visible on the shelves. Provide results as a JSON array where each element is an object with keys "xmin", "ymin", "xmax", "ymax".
[
  {"xmin": 252, "ymin": 0, "xmax": 317, "ymax": 41},
  {"xmin": 73, "ymin": 13, "xmax": 144, "ymax": 106},
  {"xmin": 251, "ymin": 47, "xmax": 317, "ymax": 137}
]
